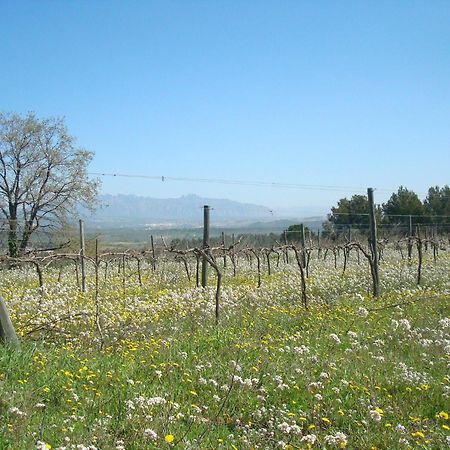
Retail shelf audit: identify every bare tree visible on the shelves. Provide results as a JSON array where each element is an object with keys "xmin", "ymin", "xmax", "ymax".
[{"xmin": 0, "ymin": 112, "xmax": 99, "ymax": 256}]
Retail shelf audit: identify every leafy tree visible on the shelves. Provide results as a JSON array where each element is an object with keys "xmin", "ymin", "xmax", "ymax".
[
  {"xmin": 424, "ymin": 185, "xmax": 450, "ymax": 224},
  {"xmin": 324, "ymin": 194, "xmax": 381, "ymax": 236},
  {"xmin": 382, "ymin": 186, "xmax": 424, "ymax": 225},
  {"xmin": 281, "ymin": 224, "xmax": 315, "ymax": 243},
  {"xmin": 0, "ymin": 112, "xmax": 99, "ymax": 256}
]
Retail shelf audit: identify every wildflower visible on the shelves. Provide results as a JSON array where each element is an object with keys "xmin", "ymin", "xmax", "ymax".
[
  {"xmin": 329, "ymin": 333, "xmax": 341, "ymax": 344},
  {"xmin": 164, "ymin": 434, "xmax": 175, "ymax": 444},
  {"xmin": 324, "ymin": 432, "xmax": 348, "ymax": 447},
  {"xmin": 370, "ymin": 409, "xmax": 382, "ymax": 421},
  {"xmin": 301, "ymin": 434, "xmax": 317, "ymax": 445},
  {"xmin": 8, "ymin": 407, "xmax": 27, "ymax": 417},
  {"xmin": 399, "ymin": 319, "xmax": 411, "ymax": 331},
  {"xmin": 277, "ymin": 422, "xmax": 291, "ymax": 433},
  {"xmin": 411, "ymin": 431, "xmax": 425, "ymax": 438},
  {"xmin": 143, "ymin": 429, "xmax": 158, "ymax": 440},
  {"xmin": 357, "ymin": 307, "xmax": 369, "ymax": 318},
  {"xmin": 36, "ymin": 442, "xmax": 51, "ymax": 450}
]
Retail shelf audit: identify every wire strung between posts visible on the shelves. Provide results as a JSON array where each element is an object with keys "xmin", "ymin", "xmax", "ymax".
[
  {"xmin": 88, "ymin": 172, "xmax": 376, "ymax": 193},
  {"xmin": 88, "ymin": 171, "xmax": 450, "ymax": 198}
]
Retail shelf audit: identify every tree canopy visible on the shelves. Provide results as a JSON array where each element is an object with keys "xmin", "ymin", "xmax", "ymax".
[
  {"xmin": 424, "ymin": 185, "xmax": 450, "ymax": 224},
  {"xmin": 323, "ymin": 194, "xmax": 382, "ymax": 236},
  {"xmin": 282, "ymin": 224, "xmax": 315, "ymax": 243},
  {"xmin": 324, "ymin": 186, "xmax": 450, "ymax": 237},
  {"xmin": 0, "ymin": 112, "xmax": 99, "ymax": 256},
  {"xmin": 382, "ymin": 186, "xmax": 424, "ymax": 225}
]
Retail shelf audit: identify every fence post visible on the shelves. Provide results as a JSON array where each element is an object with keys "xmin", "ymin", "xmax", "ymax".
[
  {"xmin": 317, "ymin": 228, "xmax": 321, "ymax": 257},
  {"xmin": 79, "ymin": 219, "xmax": 87, "ymax": 293},
  {"xmin": 221, "ymin": 231, "xmax": 227, "ymax": 268},
  {"xmin": 201, "ymin": 205, "xmax": 210, "ymax": 288},
  {"xmin": 367, "ymin": 188, "xmax": 380, "ymax": 297},
  {"xmin": 0, "ymin": 296, "xmax": 19, "ymax": 347},
  {"xmin": 283, "ymin": 230, "xmax": 289, "ymax": 263},
  {"xmin": 300, "ymin": 223, "xmax": 306, "ymax": 268},
  {"xmin": 150, "ymin": 234, "xmax": 156, "ymax": 271},
  {"xmin": 408, "ymin": 214, "xmax": 413, "ymax": 259}
]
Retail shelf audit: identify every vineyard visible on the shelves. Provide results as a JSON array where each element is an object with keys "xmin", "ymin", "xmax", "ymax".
[{"xmin": 0, "ymin": 232, "xmax": 449, "ymax": 449}]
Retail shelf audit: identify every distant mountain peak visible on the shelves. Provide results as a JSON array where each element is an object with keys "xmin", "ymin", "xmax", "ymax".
[{"xmin": 83, "ymin": 193, "xmax": 272, "ymax": 225}]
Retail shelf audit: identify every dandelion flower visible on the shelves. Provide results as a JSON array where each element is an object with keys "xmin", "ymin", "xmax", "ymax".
[{"xmin": 165, "ymin": 434, "xmax": 175, "ymax": 444}]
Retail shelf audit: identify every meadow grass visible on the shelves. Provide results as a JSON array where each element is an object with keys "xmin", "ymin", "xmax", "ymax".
[{"xmin": 0, "ymin": 251, "xmax": 449, "ymax": 449}]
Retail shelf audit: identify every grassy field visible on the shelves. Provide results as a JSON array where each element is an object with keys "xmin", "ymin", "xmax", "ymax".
[{"xmin": 0, "ymin": 250, "xmax": 449, "ymax": 449}]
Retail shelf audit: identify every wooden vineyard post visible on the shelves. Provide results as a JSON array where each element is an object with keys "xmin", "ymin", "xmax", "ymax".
[
  {"xmin": 299, "ymin": 223, "xmax": 306, "ymax": 268},
  {"xmin": 408, "ymin": 215, "xmax": 413, "ymax": 259},
  {"xmin": 367, "ymin": 188, "xmax": 380, "ymax": 297},
  {"xmin": 317, "ymin": 229, "xmax": 321, "ymax": 257},
  {"xmin": 201, "ymin": 205, "xmax": 210, "ymax": 288},
  {"xmin": 222, "ymin": 231, "xmax": 227, "ymax": 268},
  {"xmin": 0, "ymin": 296, "xmax": 19, "ymax": 348},
  {"xmin": 284, "ymin": 230, "xmax": 289, "ymax": 264},
  {"xmin": 150, "ymin": 234, "xmax": 156, "ymax": 271},
  {"xmin": 232, "ymin": 233, "xmax": 237, "ymax": 276},
  {"xmin": 79, "ymin": 219, "xmax": 87, "ymax": 293}
]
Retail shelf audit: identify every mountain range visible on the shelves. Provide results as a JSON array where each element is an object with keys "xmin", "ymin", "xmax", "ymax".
[
  {"xmin": 80, "ymin": 194, "xmax": 327, "ymax": 227},
  {"xmin": 82, "ymin": 194, "xmax": 271, "ymax": 226}
]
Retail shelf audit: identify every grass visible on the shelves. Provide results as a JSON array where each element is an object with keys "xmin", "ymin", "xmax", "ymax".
[{"xmin": 0, "ymin": 250, "xmax": 449, "ymax": 449}]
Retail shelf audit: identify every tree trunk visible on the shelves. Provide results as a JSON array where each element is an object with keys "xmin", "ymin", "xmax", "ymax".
[
  {"xmin": 18, "ymin": 221, "xmax": 33, "ymax": 255},
  {"xmin": 8, "ymin": 215, "xmax": 18, "ymax": 257}
]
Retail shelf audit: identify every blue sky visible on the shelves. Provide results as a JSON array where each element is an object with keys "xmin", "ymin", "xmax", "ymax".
[{"xmin": 1, "ymin": 0, "xmax": 449, "ymax": 213}]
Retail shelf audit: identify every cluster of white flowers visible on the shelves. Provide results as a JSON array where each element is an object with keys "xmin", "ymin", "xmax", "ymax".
[
  {"xmin": 273, "ymin": 375, "xmax": 289, "ymax": 390},
  {"xmin": 324, "ymin": 432, "xmax": 348, "ymax": 447},
  {"xmin": 36, "ymin": 442, "xmax": 50, "ymax": 450},
  {"xmin": 8, "ymin": 406, "xmax": 27, "ymax": 417},
  {"xmin": 397, "ymin": 362, "xmax": 429, "ymax": 384},
  {"xmin": 232, "ymin": 375, "xmax": 259, "ymax": 388},
  {"xmin": 398, "ymin": 318, "xmax": 412, "ymax": 331},
  {"xmin": 115, "ymin": 440, "xmax": 125, "ymax": 450},
  {"xmin": 53, "ymin": 445, "xmax": 98, "ymax": 450},
  {"xmin": 370, "ymin": 409, "xmax": 382, "ymax": 421},
  {"xmin": 308, "ymin": 381, "xmax": 324, "ymax": 391},
  {"xmin": 357, "ymin": 307, "xmax": 369, "ymax": 318},
  {"xmin": 293, "ymin": 345, "xmax": 310, "ymax": 355},
  {"xmin": 301, "ymin": 434, "xmax": 317, "ymax": 444},
  {"xmin": 277, "ymin": 422, "xmax": 301, "ymax": 435},
  {"xmin": 229, "ymin": 360, "xmax": 242, "ymax": 372},
  {"xmin": 329, "ymin": 333, "xmax": 341, "ymax": 344},
  {"xmin": 143, "ymin": 428, "xmax": 158, "ymax": 440}
]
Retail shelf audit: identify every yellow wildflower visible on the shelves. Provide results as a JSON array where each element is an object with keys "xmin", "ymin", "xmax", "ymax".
[{"xmin": 165, "ymin": 434, "xmax": 175, "ymax": 444}]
